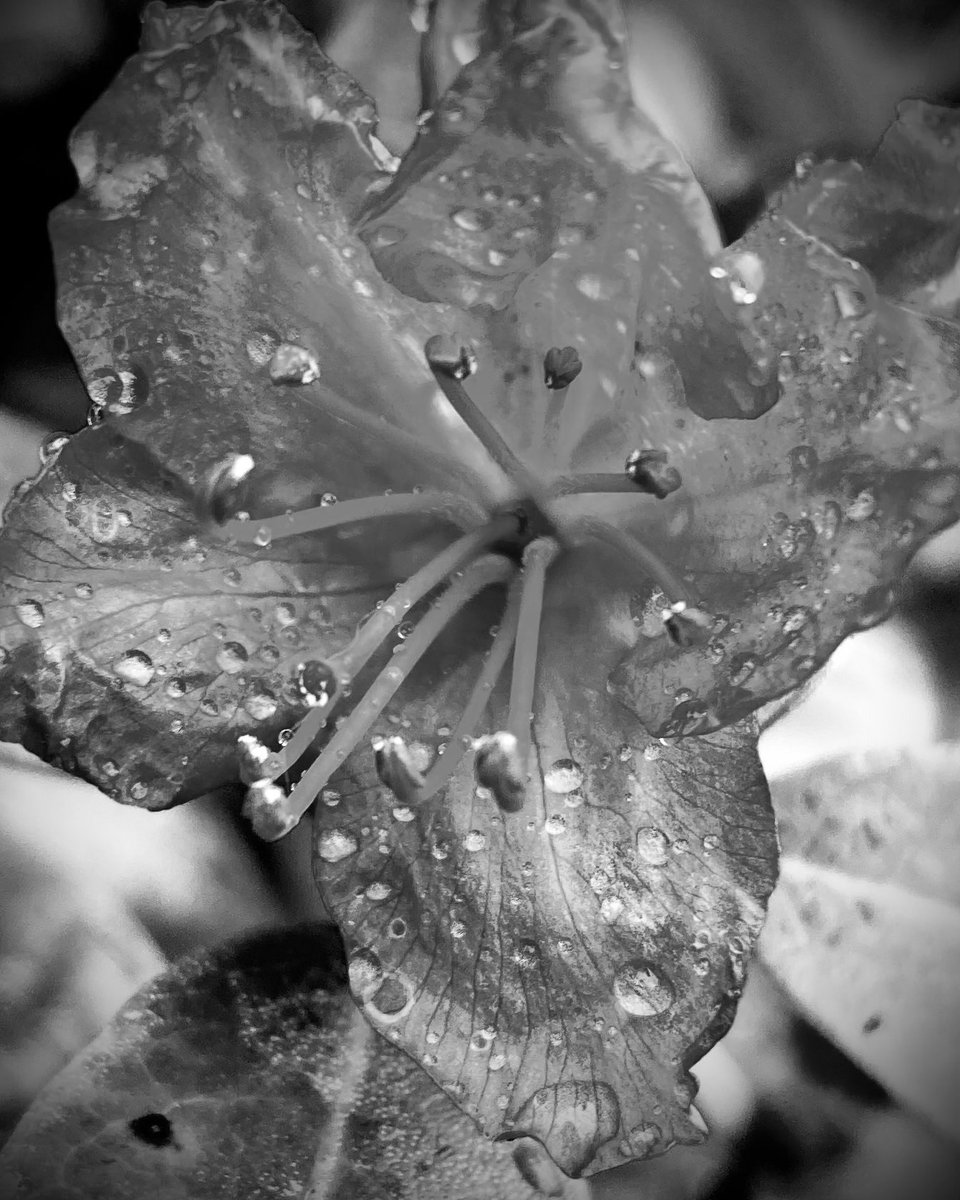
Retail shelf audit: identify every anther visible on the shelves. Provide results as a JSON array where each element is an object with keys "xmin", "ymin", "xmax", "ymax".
[{"xmin": 625, "ymin": 449, "xmax": 682, "ymax": 499}]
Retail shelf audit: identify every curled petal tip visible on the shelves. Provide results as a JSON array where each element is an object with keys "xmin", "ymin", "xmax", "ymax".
[
  {"xmin": 473, "ymin": 731, "xmax": 526, "ymax": 812},
  {"xmin": 242, "ymin": 780, "xmax": 299, "ymax": 841},
  {"xmin": 373, "ymin": 734, "xmax": 427, "ymax": 802}
]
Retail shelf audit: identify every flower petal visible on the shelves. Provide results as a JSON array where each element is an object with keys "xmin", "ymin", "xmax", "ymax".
[
  {"xmin": 0, "ymin": 0, "xmax": 500, "ymax": 807},
  {"xmin": 313, "ymin": 572, "xmax": 778, "ymax": 1177}
]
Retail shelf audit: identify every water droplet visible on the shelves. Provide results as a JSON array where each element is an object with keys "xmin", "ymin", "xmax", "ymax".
[
  {"xmin": 114, "ymin": 649, "xmax": 155, "ymax": 686},
  {"xmin": 489, "ymin": 1053, "xmax": 506, "ymax": 1072},
  {"xmin": 613, "ymin": 960, "xmax": 675, "ymax": 1016},
  {"xmin": 833, "ymin": 281, "xmax": 871, "ymax": 320},
  {"xmin": 636, "ymin": 827, "xmax": 669, "ymax": 866},
  {"xmin": 73, "ymin": 582, "xmax": 93, "ymax": 600},
  {"xmin": 370, "ymin": 225, "xmax": 405, "ymax": 248},
  {"xmin": 619, "ymin": 1123, "xmax": 661, "ymax": 1159},
  {"xmin": 464, "ymin": 829, "xmax": 486, "ymax": 852},
  {"xmin": 575, "ymin": 273, "xmax": 616, "ymax": 301},
  {"xmin": 268, "ymin": 343, "xmax": 320, "ymax": 385},
  {"xmin": 244, "ymin": 691, "xmax": 277, "ymax": 720},
  {"xmin": 781, "ymin": 606, "xmax": 810, "ymax": 636},
  {"xmin": 543, "ymin": 757, "xmax": 584, "ymax": 793},
  {"xmin": 450, "ymin": 918, "xmax": 466, "ymax": 939},
  {"xmin": 317, "ymin": 829, "xmax": 359, "ymax": 863},
  {"xmin": 297, "ymin": 660, "xmax": 335, "ymax": 707},
  {"xmin": 544, "ymin": 814, "xmax": 567, "ymax": 836},
  {"xmin": 40, "ymin": 432, "xmax": 70, "ymax": 464},
  {"xmin": 253, "ymin": 526, "xmax": 272, "ymax": 548},
  {"xmin": 846, "ymin": 490, "xmax": 876, "ymax": 521},
  {"xmin": 129, "ymin": 780, "xmax": 149, "ymax": 801},
  {"xmin": 388, "ymin": 918, "xmax": 407, "ymax": 939},
  {"xmin": 711, "ymin": 250, "xmax": 764, "ymax": 305},
  {"xmin": 245, "ymin": 327, "xmax": 280, "ymax": 366},
  {"xmin": 451, "ymin": 207, "xmax": 493, "ymax": 232},
  {"xmin": 702, "ymin": 834, "xmax": 720, "ymax": 851},
  {"xmin": 365, "ymin": 881, "xmax": 391, "ymax": 901},
  {"xmin": 215, "ymin": 641, "xmax": 248, "ymax": 674},
  {"xmin": 348, "ymin": 947, "xmax": 383, "ymax": 1000}
]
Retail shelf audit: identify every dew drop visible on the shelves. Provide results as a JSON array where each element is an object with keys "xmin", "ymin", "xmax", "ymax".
[
  {"xmin": 833, "ymin": 281, "xmax": 871, "ymax": 320},
  {"xmin": 370, "ymin": 225, "xmax": 405, "ymax": 248},
  {"xmin": 215, "ymin": 641, "xmax": 248, "ymax": 674},
  {"xmin": 114, "ymin": 649, "xmax": 155, "ymax": 687},
  {"xmin": 464, "ymin": 829, "xmax": 486, "ymax": 852},
  {"xmin": 450, "ymin": 919, "xmax": 466, "ymax": 939},
  {"xmin": 275, "ymin": 602, "xmax": 297, "ymax": 627},
  {"xmin": 268, "ymin": 343, "xmax": 320, "ymax": 385},
  {"xmin": 388, "ymin": 918, "xmax": 407, "ymax": 939},
  {"xmin": 575, "ymin": 273, "xmax": 616, "ymax": 301},
  {"xmin": 365, "ymin": 881, "xmax": 391, "ymax": 901},
  {"xmin": 489, "ymin": 1053, "xmax": 506, "ymax": 1072},
  {"xmin": 702, "ymin": 834, "xmax": 720, "ymax": 851},
  {"xmin": 297, "ymin": 660, "xmax": 335, "ymax": 707},
  {"xmin": 317, "ymin": 829, "xmax": 359, "ymax": 863},
  {"xmin": 544, "ymin": 813, "xmax": 567, "ymax": 836},
  {"xmin": 244, "ymin": 691, "xmax": 277, "ymax": 720},
  {"xmin": 613, "ymin": 960, "xmax": 674, "ymax": 1016},
  {"xmin": 543, "ymin": 758, "xmax": 584, "ymax": 793},
  {"xmin": 74, "ymin": 582, "xmax": 94, "ymax": 600},
  {"xmin": 845, "ymin": 490, "xmax": 876, "ymax": 521},
  {"xmin": 451, "ymin": 207, "xmax": 493, "ymax": 232},
  {"xmin": 636, "ymin": 827, "xmax": 669, "ymax": 866}
]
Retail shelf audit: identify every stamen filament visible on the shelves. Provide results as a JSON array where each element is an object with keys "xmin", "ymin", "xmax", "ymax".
[
  {"xmin": 263, "ymin": 512, "xmax": 522, "ymax": 781},
  {"xmin": 551, "ymin": 473, "xmax": 653, "ymax": 498},
  {"xmin": 568, "ymin": 517, "xmax": 691, "ymax": 605},
  {"xmin": 505, "ymin": 536, "xmax": 561, "ymax": 806},
  {"xmin": 220, "ymin": 491, "xmax": 486, "ymax": 543},
  {"xmin": 417, "ymin": 573, "xmax": 524, "ymax": 801},
  {"xmin": 266, "ymin": 554, "xmax": 516, "ymax": 837}
]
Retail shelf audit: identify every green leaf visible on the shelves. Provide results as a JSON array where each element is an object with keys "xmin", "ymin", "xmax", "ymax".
[
  {"xmin": 761, "ymin": 745, "xmax": 960, "ymax": 1148},
  {"xmin": 0, "ymin": 924, "xmax": 546, "ymax": 1199}
]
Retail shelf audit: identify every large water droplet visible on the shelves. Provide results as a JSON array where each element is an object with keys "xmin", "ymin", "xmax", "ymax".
[
  {"xmin": 297, "ymin": 659, "xmax": 335, "ymax": 707},
  {"xmin": 215, "ymin": 641, "xmax": 248, "ymax": 674},
  {"xmin": 114, "ymin": 649, "xmax": 155, "ymax": 687},
  {"xmin": 543, "ymin": 758, "xmax": 584, "ymax": 793},
  {"xmin": 613, "ymin": 959, "xmax": 675, "ymax": 1016},
  {"xmin": 317, "ymin": 828, "xmax": 359, "ymax": 863},
  {"xmin": 451, "ymin": 207, "xmax": 493, "ymax": 232},
  {"xmin": 15, "ymin": 600, "xmax": 45, "ymax": 628},
  {"xmin": 244, "ymin": 690, "xmax": 277, "ymax": 720}
]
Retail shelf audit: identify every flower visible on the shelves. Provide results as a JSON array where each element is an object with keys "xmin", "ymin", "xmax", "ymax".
[{"xmin": 0, "ymin": 0, "xmax": 958, "ymax": 1178}]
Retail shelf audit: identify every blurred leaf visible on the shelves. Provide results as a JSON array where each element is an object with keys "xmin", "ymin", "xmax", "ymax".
[
  {"xmin": 0, "ymin": 742, "xmax": 283, "ymax": 1133},
  {"xmin": 0, "ymin": 923, "xmax": 547, "ymax": 1200},
  {"xmin": 761, "ymin": 744, "xmax": 960, "ymax": 1147}
]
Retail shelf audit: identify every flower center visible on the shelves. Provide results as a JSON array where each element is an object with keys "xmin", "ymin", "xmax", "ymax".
[{"xmin": 220, "ymin": 338, "xmax": 692, "ymax": 841}]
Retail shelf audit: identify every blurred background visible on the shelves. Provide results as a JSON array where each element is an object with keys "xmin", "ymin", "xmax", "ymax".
[{"xmin": 1, "ymin": 2, "xmax": 960, "ymax": 1197}]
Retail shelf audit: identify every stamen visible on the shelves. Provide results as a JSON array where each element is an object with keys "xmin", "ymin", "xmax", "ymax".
[
  {"xmin": 426, "ymin": 336, "xmax": 551, "ymax": 517},
  {"xmin": 219, "ymin": 490, "xmax": 486, "ymax": 544},
  {"xmin": 477, "ymin": 536, "xmax": 560, "ymax": 812},
  {"xmin": 417, "ymin": 572, "xmax": 524, "ymax": 801},
  {"xmin": 551, "ymin": 472, "xmax": 659, "ymax": 498},
  {"xmin": 245, "ymin": 553, "xmax": 515, "ymax": 840},
  {"xmin": 259, "ymin": 512, "xmax": 521, "ymax": 782},
  {"xmin": 568, "ymin": 517, "xmax": 691, "ymax": 606}
]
